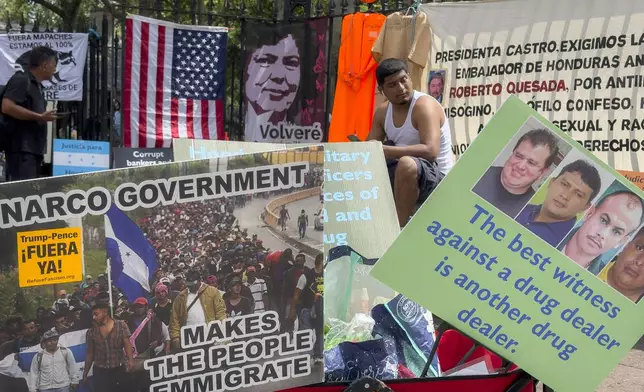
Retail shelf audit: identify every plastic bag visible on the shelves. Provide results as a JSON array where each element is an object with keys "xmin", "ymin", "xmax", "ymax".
[
  {"xmin": 325, "ymin": 245, "xmax": 396, "ymax": 322},
  {"xmin": 324, "ymin": 313, "xmax": 376, "ymax": 351}
]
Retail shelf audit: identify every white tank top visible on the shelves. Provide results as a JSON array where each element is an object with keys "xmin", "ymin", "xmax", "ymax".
[{"xmin": 384, "ymin": 91, "xmax": 454, "ymax": 176}]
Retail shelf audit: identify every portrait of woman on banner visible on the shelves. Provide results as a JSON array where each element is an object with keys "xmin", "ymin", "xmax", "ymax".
[{"xmin": 243, "ymin": 21, "xmax": 327, "ymax": 143}]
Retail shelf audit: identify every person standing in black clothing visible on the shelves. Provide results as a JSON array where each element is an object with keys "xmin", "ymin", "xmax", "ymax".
[
  {"xmin": 224, "ymin": 277, "xmax": 253, "ymax": 318},
  {"xmin": 153, "ymin": 282, "xmax": 172, "ymax": 326},
  {"xmin": 1, "ymin": 46, "xmax": 59, "ymax": 181},
  {"xmin": 283, "ymin": 253, "xmax": 308, "ymax": 333},
  {"xmin": 298, "ymin": 209, "xmax": 309, "ymax": 239}
]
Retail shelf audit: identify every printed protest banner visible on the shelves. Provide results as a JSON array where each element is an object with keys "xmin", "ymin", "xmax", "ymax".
[
  {"xmin": 618, "ymin": 170, "xmax": 644, "ymax": 191},
  {"xmin": 173, "ymin": 139, "xmax": 399, "ymax": 260},
  {"xmin": 52, "ymin": 139, "xmax": 110, "ymax": 176},
  {"xmin": 173, "ymin": 140, "xmax": 442, "ymax": 380},
  {"xmin": 422, "ymin": 0, "xmax": 644, "ymax": 171},
  {"xmin": 112, "ymin": 148, "xmax": 174, "ymax": 168},
  {"xmin": 371, "ymin": 95, "xmax": 644, "ymax": 391},
  {"xmin": 0, "ymin": 148, "xmax": 324, "ymax": 392},
  {"xmin": 0, "ymin": 33, "xmax": 88, "ymax": 101},
  {"xmin": 243, "ymin": 19, "xmax": 328, "ymax": 144}
]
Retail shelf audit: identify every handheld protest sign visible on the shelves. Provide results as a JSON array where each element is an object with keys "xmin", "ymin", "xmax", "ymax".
[
  {"xmin": 173, "ymin": 140, "xmax": 403, "ymax": 324},
  {"xmin": 371, "ymin": 96, "xmax": 644, "ymax": 392},
  {"xmin": 0, "ymin": 147, "xmax": 324, "ymax": 392}
]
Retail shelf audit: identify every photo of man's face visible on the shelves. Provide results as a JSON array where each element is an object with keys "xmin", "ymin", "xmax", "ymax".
[
  {"xmin": 428, "ymin": 74, "xmax": 444, "ymax": 101},
  {"xmin": 245, "ymin": 35, "xmax": 300, "ymax": 113},
  {"xmin": 608, "ymin": 232, "xmax": 644, "ymax": 302},
  {"xmin": 574, "ymin": 193, "xmax": 642, "ymax": 258},
  {"xmin": 501, "ymin": 140, "xmax": 551, "ymax": 193},
  {"xmin": 542, "ymin": 171, "xmax": 594, "ymax": 221}
]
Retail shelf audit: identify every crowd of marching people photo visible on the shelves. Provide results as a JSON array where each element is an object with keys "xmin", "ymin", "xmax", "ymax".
[{"xmin": 0, "ymin": 193, "xmax": 324, "ymax": 392}]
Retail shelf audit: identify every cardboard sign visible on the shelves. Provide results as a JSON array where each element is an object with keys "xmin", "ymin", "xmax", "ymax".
[
  {"xmin": 17, "ymin": 227, "xmax": 83, "ymax": 287},
  {"xmin": 0, "ymin": 147, "xmax": 325, "ymax": 392},
  {"xmin": 0, "ymin": 33, "xmax": 88, "ymax": 101},
  {"xmin": 52, "ymin": 139, "xmax": 111, "ymax": 176},
  {"xmin": 371, "ymin": 96, "xmax": 644, "ymax": 391},
  {"xmin": 173, "ymin": 140, "xmax": 402, "ymax": 322},
  {"xmin": 112, "ymin": 148, "xmax": 174, "ymax": 168}
]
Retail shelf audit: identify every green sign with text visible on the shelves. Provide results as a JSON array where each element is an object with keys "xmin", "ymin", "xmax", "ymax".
[{"xmin": 371, "ymin": 96, "xmax": 644, "ymax": 391}]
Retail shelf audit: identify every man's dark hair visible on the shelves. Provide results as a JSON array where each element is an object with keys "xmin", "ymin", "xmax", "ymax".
[
  {"xmin": 429, "ymin": 72, "xmax": 444, "ymax": 84},
  {"xmin": 596, "ymin": 190, "xmax": 644, "ymax": 225},
  {"xmin": 513, "ymin": 128, "xmax": 560, "ymax": 168},
  {"xmin": 29, "ymin": 46, "xmax": 58, "ymax": 68},
  {"xmin": 92, "ymin": 302, "xmax": 110, "ymax": 311},
  {"xmin": 555, "ymin": 160, "xmax": 602, "ymax": 202},
  {"xmin": 22, "ymin": 319, "xmax": 36, "ymax": 326},
  {"xmin": 185, "ymin": 270, "xmax": 201, "ymax": 282},
  {"xmin": 376, "ymin": 58, "xmax": 408, "ymax": 86}
]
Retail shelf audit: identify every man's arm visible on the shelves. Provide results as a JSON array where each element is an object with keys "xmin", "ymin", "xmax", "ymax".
[
  {"xmin": 121, "ymin": 322, "xmax": 134, "ymax": 371},
  {"xmin": 381, "ymin": 96, "xmax": 442, "ymax": 161},
  {"xmin": 366, "ymin": 104, "xmax": 387, "ymax": 142},
  {"xmin": 82, "ymin": 331, "xmax": 93, "ymax": 383},
  {"xmin": 169, "ymin": 298, "xmax": 182, "ymax": 347},
  {"xmin": 212, "ymin": 287, "xmax": 227, "ymax": 321}
]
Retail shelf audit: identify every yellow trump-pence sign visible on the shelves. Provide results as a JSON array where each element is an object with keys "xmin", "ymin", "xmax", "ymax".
[{"xmin": 17, "ymin": 228, "xmax": 83, "ymax": 287}]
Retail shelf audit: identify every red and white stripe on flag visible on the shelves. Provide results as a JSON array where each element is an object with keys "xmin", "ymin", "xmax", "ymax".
[{"xmin": 123, "ymin": 15, "xmax": 227, "ymax": 148}]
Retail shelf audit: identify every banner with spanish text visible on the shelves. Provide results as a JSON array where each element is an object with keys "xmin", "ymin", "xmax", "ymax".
[
  {"xmin": 422, "ymin": 0, "xmax": 644, "ymax": 171},
  {"xmin": 0, "ymin": 33, "xmax": 88, "ymax": 101}
]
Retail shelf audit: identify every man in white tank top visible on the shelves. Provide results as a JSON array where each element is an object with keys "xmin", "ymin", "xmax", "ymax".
[{"xmin": 367, "ymin": 59, "xmax": 454, "ymax": 227}]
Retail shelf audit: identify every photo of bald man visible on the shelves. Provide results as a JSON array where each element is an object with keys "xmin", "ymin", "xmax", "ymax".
[
  {"xmin": 559, "ymin": 187, "xmax": 644, "ymax": 270},
  {"xmin": 598, "ymin": 227, "xmax": 644, "ymax": 303},
  {"xmin": 516, "ymin": 160, "xmax": 602, "ymax": 247}
]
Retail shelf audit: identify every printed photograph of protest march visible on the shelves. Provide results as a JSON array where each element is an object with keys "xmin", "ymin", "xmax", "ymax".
[{"xmin": 0, "ymin": 147, "xmax": 325, "ymax": 392}]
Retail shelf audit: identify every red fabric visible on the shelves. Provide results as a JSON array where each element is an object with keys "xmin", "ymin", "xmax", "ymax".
[
  {"xmin": 265, "ymin": 250, "xmax": 282, "ymax": 268},
  {"xmin": 281, "ymin": 371, "xmax": 533, "ymax": 392},
  {"xmin": 437, "ymin": 330, "xmax": 519, "ymax": 373}
]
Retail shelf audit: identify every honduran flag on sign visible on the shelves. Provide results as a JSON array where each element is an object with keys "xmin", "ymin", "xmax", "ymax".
[
  {"xmin": 0, "ymin": 329, "xmax": 94, "ymax": 391},
  {"xmin": 105, "ymin": 204, "xmax": 158, "ymax": 302}
]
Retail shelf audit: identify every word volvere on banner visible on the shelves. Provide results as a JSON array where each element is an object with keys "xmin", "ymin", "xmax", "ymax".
[
  {"xmin": 17, "ymin": 227, "xmax": 83, "ymax": 287},
  {"xmin": 0, "ymin": 162, "xmax": 308, "ymax": 228}
]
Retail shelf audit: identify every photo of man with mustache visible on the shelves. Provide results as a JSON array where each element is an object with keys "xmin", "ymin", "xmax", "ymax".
[
  {"xmin": 516, "ymin": 159, "xmax": 602, "ymax": 247},
  {"xmin": 598, "ymin": 227, "xmax": 644, "ymax": 303},
  {"xmin": 559, "ymin": 186, "xmax": 644, "ymax": 270}
]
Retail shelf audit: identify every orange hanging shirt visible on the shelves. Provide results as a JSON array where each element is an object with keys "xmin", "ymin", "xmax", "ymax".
[{"xmin": 328, "ymin": 13, "xmax": 386, "ymax": 142}]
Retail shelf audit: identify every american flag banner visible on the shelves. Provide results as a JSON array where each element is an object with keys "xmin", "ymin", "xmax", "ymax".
[{"xmin": 124, "ymin": 15, "xmax": 227, "ymax": 148}]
